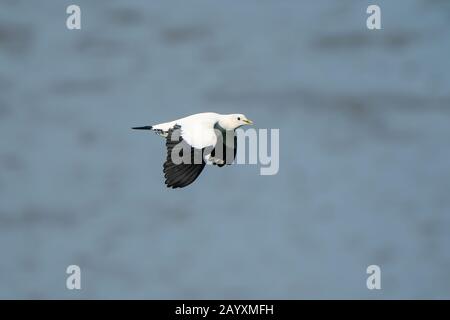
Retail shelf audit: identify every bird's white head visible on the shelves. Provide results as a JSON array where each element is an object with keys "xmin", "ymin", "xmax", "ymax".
[{"xmin": 218, "ymin": 114, "xmax": 253, "ymax": 130}]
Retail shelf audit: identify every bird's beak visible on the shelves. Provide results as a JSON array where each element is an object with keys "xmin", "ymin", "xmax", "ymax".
[
  {"xmin": 243, "ymin": 119, "xmax": 253, "ymax": 125},
  {"xmin": 132, "ymin": 126, "xmax": 152, "ymax": 130}
]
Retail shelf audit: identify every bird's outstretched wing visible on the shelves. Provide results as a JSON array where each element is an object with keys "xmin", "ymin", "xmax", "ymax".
[
  {"xmin": 163, "ymin": 125, "xmax": 206, "ymax": 188},
  {"xmin": 210, "ymin": 127, "xmax": 237, "ymax": 167}
]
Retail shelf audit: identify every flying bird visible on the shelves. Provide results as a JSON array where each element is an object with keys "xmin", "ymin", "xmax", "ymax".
[{"xmin": 133, "ymin": 112, "xmax": 253, "ymax": 189}]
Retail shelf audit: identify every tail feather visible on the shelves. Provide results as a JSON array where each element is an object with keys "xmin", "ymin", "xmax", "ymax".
[{"xmin": 132, "ymin": 126, "xmax": 153, "ymax": 130}]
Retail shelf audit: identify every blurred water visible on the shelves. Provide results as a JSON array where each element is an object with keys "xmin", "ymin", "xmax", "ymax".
[{"xmin": 0, "ymin": 0, "xmax": 449, "ymax": 299}]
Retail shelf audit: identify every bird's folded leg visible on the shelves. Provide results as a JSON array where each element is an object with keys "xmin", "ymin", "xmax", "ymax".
[{"xmin": 204, "ymin": 154, "xmax": 225, "ymax": 166}]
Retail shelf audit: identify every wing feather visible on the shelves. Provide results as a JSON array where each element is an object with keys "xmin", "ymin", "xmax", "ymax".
[
  {"xmin": 163, "ymin": 125, "xmax": 206, "ymax": 189},
  {"xmin": 211, "ymin": 127, "xmax": 238, "ymax": 167}
]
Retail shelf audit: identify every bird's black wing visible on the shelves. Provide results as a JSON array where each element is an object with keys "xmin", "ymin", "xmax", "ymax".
[
  {"xmin": 163, "ymin": 125, "xmax": 206, "ymax": 188},
  {"xmin": 211, "ymin": 128, "xmax": 237, "ymax": 167}
]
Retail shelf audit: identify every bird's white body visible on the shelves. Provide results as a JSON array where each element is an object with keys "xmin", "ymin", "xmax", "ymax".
[
  {"xmin": 151, "ymin": 112, "xmax": 251, "ymax": 149},
  {"xmin": 152, "ymin": 112, "xmax": 220, "ymax": 149}
]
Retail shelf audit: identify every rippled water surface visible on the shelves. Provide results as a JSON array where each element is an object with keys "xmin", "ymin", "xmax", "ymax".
[{"xmin": 0, "ymin": 0, "xmax": 449, "ymax": 298}]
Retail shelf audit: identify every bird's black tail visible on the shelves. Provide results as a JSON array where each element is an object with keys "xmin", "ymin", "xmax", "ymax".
[{"xmin": 132, "ymin": 126, "xmax": 153, "ymax": 130}]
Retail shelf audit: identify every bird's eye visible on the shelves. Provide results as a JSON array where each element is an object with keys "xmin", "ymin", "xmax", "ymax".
[{"xmin": 237, "ymin": 117, "xmax": 241, "ymax": 121}]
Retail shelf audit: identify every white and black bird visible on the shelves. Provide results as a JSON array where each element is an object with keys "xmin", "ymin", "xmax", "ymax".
[{"xmin": 133, "ymin": 112, "xmax": 253, "ymax": 189}]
